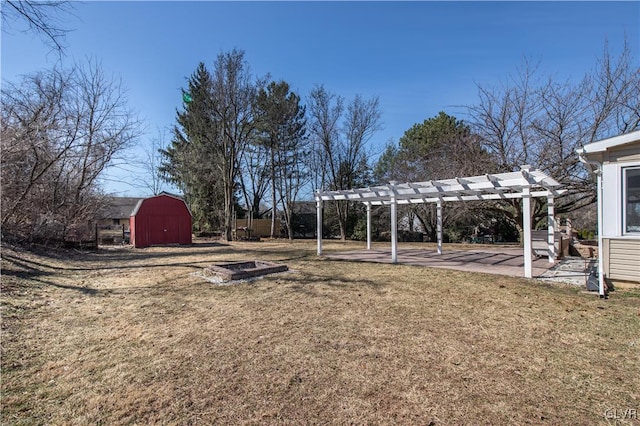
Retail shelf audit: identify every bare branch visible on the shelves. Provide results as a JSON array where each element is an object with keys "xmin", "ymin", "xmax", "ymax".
[{"xmin": 3, "ymin": 0, "xmax": 75, "ymax": 53}]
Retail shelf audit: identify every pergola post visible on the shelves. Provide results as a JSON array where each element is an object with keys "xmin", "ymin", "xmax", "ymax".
[
  {"xmin": 547, "ymin": 195, "xmax": 556, "ymax": 263},
  {"xmin": 366, "ymin": 202, "xmax": 372, "ymax": 250},
  {"xmin": 436, "ymin": 199, "xmax": 443, "ymax": 255},
  {"xmin": 316, "ymin": 197, "xmax": 323, "ymax": 256},
  {"xmin": 390, "ymin": 190, "xmax": 398, "ymax": 264},
  {"xmin": 522, "ymin": 186, "xmax": 533, "ymax": 279}
]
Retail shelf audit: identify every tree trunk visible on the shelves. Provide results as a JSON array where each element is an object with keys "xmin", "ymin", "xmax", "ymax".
[
  {"xmin": 336, "ymin": 202, "xmax": 348, "ymax": 240},
  {"xmin": 270, "ymin": 150, "xmax": 277, "ymax": 239}
]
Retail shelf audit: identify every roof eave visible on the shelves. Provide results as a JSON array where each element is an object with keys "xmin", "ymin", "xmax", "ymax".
[{"xmin": 576, "ymin": 130, "xmax": 640, "ymax": 155}]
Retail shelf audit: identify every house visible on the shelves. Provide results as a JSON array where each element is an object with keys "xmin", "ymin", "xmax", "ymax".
[
  {"xmin": 577, "ymin": 130, "xmax": 640, "ymax": 295},
  {"xmin": 130, "ymin": 193, "xmax": 192, "ymax": 248},
  {"xmin": 98, "ymin": 197, "xmax": 143, "ymax": 230}
]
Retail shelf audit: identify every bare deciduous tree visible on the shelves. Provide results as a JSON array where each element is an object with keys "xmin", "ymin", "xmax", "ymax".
[
  {"xmin": 307, "ymin": 85, "xmax": 343, "ymax": 192},
  {"xmin": 239, "ymin": 142, "xmax": 270, "ymax": 220},
  {"xmin": 467, "ymin": 40, "xmax": 639, "ymax": 234},
  {"xmin": 308, "ymin": 85, "xmax": 382, "ymax": 240},
  {"xmin": 1, "ymin": 61, "xmax": 142, "ymax": 243},
  {"xmin": 210, "ymin": 49, "xmax": 259, "ymax": 241},
  {"xmin": 140, "ymin": 126, "xmax": 168, "ymax": 195}
]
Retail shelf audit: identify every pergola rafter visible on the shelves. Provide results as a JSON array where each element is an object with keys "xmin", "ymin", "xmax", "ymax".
[{"xmin": 314, "ymin": 165, "xmax": 566, "ymax": 278}]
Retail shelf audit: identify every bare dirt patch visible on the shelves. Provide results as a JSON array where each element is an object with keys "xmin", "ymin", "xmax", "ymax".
[{"xmin": 2, "ymin": 240, "xmax": 639, "ymax": 425}]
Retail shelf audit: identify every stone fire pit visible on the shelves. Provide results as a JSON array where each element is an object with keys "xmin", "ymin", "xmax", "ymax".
[{"xmin": 203, "ymin": 261, "xmax": 288, "ymax": 281}]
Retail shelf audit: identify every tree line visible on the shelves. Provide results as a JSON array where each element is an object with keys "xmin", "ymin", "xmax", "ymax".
[
  {"xmin": 160, "ymin": 44, "xmax": 638, "ymax": 242},
  {"xmin": 375, "ymin": 42, "xmax": 638, "ymax": 242},
  {"xmin": 2, "ymin": 39, "xmax": 637, "ymax": 244},
  {"xmin": 159, "ymin": 49, "xmax": 383, "ymax": 241},
  {"xmin": 1, "ymin": 61, "xmax": 142, "ymax": 244}
]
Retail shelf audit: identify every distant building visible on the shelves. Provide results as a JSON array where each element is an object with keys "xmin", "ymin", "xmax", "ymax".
[{"xmin": 98, "ymin": 197, "xmax": 142, "ymax": 230}]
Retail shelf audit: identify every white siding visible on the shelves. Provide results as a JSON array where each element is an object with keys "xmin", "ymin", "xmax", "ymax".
[
  {"xmin": 601, "ymin": 162, "xmax": 621, "ymax": 237},
  {"xmin": 601, "ymin": 158, "xmax": 640, "ymax": 238}
]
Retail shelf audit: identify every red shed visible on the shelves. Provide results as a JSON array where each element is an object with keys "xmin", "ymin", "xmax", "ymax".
[{"xmin": 130, "ymin": 193, "xmax": 192, "ymax": 248}]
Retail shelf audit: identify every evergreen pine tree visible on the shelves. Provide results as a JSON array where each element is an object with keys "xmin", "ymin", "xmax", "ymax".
[
  {"xmin": 254, "ymin": 80, "xmax": 307, "ymax": 239},
  {"xmin": 160, "ymin": 63, "xmax": 225, "ymax": 232}
]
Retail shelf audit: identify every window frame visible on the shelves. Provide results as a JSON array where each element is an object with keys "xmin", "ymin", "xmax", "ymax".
[{"xmin": 623, "ymin": 165, "xmax": 640, "ymax": 235}]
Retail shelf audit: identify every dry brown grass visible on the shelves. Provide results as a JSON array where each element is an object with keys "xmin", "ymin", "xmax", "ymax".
[{"xmin": 2, "ymin": 239, "xmax": 639, "ymax": 425}]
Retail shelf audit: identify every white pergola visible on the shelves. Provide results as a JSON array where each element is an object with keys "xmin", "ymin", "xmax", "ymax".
[{"xmin": 314, "ymin": 165, "xmax": 566, "ymax": 278}]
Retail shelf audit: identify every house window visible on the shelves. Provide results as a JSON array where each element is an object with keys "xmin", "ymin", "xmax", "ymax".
[
  {"xmin": 113, "ymin": 219, "xmax": 120, "ymax": 225},
  {"xmin": 625, "ymin": 167, "xmax": 640, "ymax": 233}
]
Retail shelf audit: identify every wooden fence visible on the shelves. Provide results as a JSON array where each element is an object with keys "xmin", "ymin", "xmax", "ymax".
[{"xmin": 234, "ymin": 218, "xmax": 282, "ymax": 239}]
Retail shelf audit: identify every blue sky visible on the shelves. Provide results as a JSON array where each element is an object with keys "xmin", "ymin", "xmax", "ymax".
[{"xmin": 2, "ymin": 1, "xmax": 638, "ymax": 198}]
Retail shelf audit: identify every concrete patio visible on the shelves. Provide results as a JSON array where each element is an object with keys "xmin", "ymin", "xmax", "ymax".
[{"xmin": 325, "ymin": 247, "xmax": 594, "ymax": 286}]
